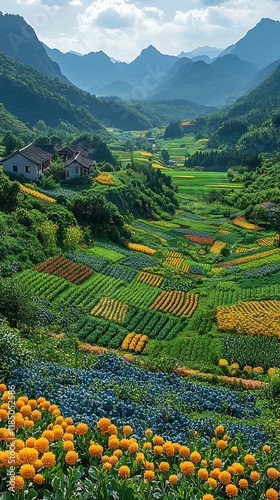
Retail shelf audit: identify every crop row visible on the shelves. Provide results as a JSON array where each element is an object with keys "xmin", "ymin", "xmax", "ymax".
[
  {"xmin": 150, "ymin": 335, "xmax": 221, "ymax": 367},
  {"xmin": 235, "ymin": 246, "xmax": 259, "ymax": 254},
  {"xmin": 172, "ymin": 228, "xmax": 214, "ymax": 237},
  {"xmin": 257, "ymin": 235, "xmax": 276, "ymax": 246},
  {"xmin": 124, "ymin": 307, "xmax": 187, "ymax": 340},
  {"xmin": 120, "ymin": 254, "xmax": 157, "ymax": 270},
  {"xmin": 184, "ymin": 234, "xmax": 215, "ymax": 245},
  {"xmin": 110, "ymin": 281, "xmax": 160, "ymax": 308},
  {"xmin": 231, "ymin": 216, "xmax": 260, "ymax": 230},
  {"xmin": 217, "ymin": 248, "xmax": 279, "ymax": 267},
  {"xmin": 133, "ymin": 220, "xmax": 176, "ymax": 242},
  {"xmin": 95, "ymin": 171, "xmax": 115, "ymax": 185},
  {"xmin": 210, "ymin": 241, "xmax": 226, "ymax": 254},
  {"xmin": 91, "ymin": 297, "xmax": 128, "ymax": 324},
  {"xmin": 222, "ymin": 334, "xmax": 280, "ymax": 371},
  {"xmin": 18, "ymin": 270, "xmax": 71, "ymax": 301},
  {"xmin": 243, "ymin": 263, "xmax": 280, "ymax": 279},
  {"xmin": 121, "ymin": 332, "xmax": 148, "ymax": 353},
  {"xmin": 34, "ymin": 255, "xmax": 93, "ymax": 284},
  {"xmin": 211, "ymin": 283, "xmax": 280, "ymax": 306},
  {"xmin": 19, "ymin": 183, "xmax": 56, "ymax": 203},
  {"xmin": 137, "ymin": 272, "xmax": 163, "ymax": 287},
  {"xmin": 77, "ymin": 316, "xmax": 126, "ymax": 349},
  {"xmin": 101, "ymin": 263, "xmax": 137, "ymax": 283},
  {"xmin": 216, "ymin": 300, "xmax": 280, "ymax": 338},
  {"xmin": 64, "ymin": 251, "xmax": 109, "ymax": 272},
  {"xmin": 150, "ymin": 290, "xmax": 199, "ymax": 317},
  {"xmin": 126, "ymin": 242, "xmax": 157, "ymax": 255},
  {"xmin": 61, "ymin": 273, "xmax": 124, "ymax": 311},
  {"xmin": 163, "ymin": 251, "xmax": 184, "ymax": 269}
]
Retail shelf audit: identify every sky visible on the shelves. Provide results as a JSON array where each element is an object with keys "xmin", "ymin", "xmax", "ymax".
[{"xmin": 1, "ymin": 0, "xmax": 280, "ymax": 61}]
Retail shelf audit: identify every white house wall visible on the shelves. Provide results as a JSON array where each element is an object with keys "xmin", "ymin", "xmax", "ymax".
[
  {"xmin": 2, "ymin": 154, "xmax": 39, "ymax": 181},
  {"xmin": 65, "ymin": 161, "xmax": 86, "ymax": 180}
]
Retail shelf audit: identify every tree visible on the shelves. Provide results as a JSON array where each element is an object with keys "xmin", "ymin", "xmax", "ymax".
[
  {"xmin": 251, "ymin": 206, "xmax": 269, "ymax": 226},
  {"xmin": 161, "ymin": 149, "xmax": 170, "ymax": 165},
  {"xmin": 0, "ymin": 173, "xmax": 20, "ymax": 212},
  {"xmin": 0, "ymin": 320, "xmax": 24, "ymax": 379},
  {"xmin": 0, "ymin": 278, "xmax": 38, "ymax": 327},
  {"xmin": 2, "ymin": 131, "xmax": 23, "ymax": 155}
]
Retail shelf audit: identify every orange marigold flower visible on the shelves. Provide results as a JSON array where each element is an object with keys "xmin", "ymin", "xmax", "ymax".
[
  {"xmin": 104, "ymin": 462, "xmax": 112, "ymax": 472},
  {"xmin": 179, "ymin": 446, "xmax": 190, "ymax": 458},
  {"xmin": 119, "ymin": 465, "xmax": 130, "ymax": 478},
  {"xmin": 109, "ymin": 455, "xmax": 118, "ymax": 466},
  {"xmin": 244, "ymin": 454, "xmax": 256, "ymax": 466},
  {"xmin": 154, "ymin": 445, "xmax": 163, "ymax": 456},
  {"xmin": 56, "ymin": 416, "xmax": 64, "ymax": 424},
  {"xmin": 152, "ymin": 435, "xmax": 164, "ymax": 446},
  {"xmin": 53, "ymin": 426, "xmax": 64, "ymax": 440},
  {"xmin": 65, "ymin": 451, "xmax": 79, "ymax": 466},
  {"xmin": 217, "ymin": 440, "xmax": 228, "ymax": 450},
  {"xmin": 267, "ymin": 468, "xmax": 280, "ymax": 480},
  {"xmin": 89, "ymin": 444, "xmax": 103, "ymax": 457},
  {"xmin": 34, "ymin": 473, "xmax": 44, "ymax": 485},
  {"xmin": 219, "ymin": 470, "xmax": 232, "ymax": 485},
  {"xmin": 172, "ymin": 442, "xmax": 181, "ymax": 453},
  {"xmin": 25, "ymin": 437, "xmax": 36, "ymax": 448},
  {"xmin": 215, "ymin": 425, "xmax": 225, "ymax": 436},
  {"xmin": 213, "ymin": 458, "xmax": 222, "ymax": 468},
  {"xmin": 266, "ymin": 488, "xmax": 279, "ymax": 500},
  {"xmin": 28, "ymin": 399, "xmax": 37, "ymax": 409},
  {"xmin": 144, "ymin": 470, "xmax": 155, "ymax": 482},
  {"xmin": 14, "ymin": 439, "xmax": 25, "ymax": 452},
  {"xmin": 225, "ymin": 484, "xmax": 238, "ymax": 497},
  {"xmin": 210, "ymin": 468, "xmax": 220, "ymax": 479},
  {"xmin": 97, "ymin": 417, "xmax": 111, "ymax": 433},
  {"xmin": 159, "ymin": 461, "xmax": 170, "ymax": 472},
  {"xmin": 190, "ymin": 451, "xmax": 201, "ymax": 464},
  {"xmin": 19, "ymin": 464, "xmax": 36, "ymax": 479},
  {"xmin": 143, "ymin": 442, "xmax": 152, "ymax": 450},
  {"xmin": 144, "ymin": 461, "xmax": 154, "ymax": 470},
  {"xmin": 180, "ymin": 461, "xmax": 195, "ymax": 475},
  {"xmin": 119, "ymin": 438, "xmax": 130, "ymax": 450},
  {"xmin": 24, "ymin": 420, "xmax": 34, "ymax": 429},
  {"xmin": 31, "ymin": 410, "xmax": 42, "ymax": 422},
  {"xmin": 123, "ymin": 425, "xmax": 133, "ymax": 436},
  {"xmin": 169, "ymin": 474, "xmax": 179, "ymax": 485},
  {"xmin": 34, "ymin": 459, "xmax": 43, "ymax": 471},
  {"xmin": 63, "ymin": 433, "xmax": 74, "ymax": 442},
  {"xmin": 232, "ymin": 462, "xmax": 244, "ymax": 475},
  {"xmin": 63, "ymin": 441, "xmax": 75, "ymax": 451},
  {"xmin": 113, "ymin": 449, "xmax": 123, "ymax": 458},
  {"xmin": 145, "ymin": 429, "xmax": 153, "ymax": 436},
  {"xmin": 250, "ymin": 471, "xmax": 260, "ymax": 482},
  {"xmin": 0, "ymin": 409, "xmax": 8, "ymax": 420},
  {"xmin": 203, "ymin": 495, "xmax": 215, "ymax": 500},
  {"xmin": 198, "ymin": 468, "xmax": 208, "ymax": 480},
  {"xmin": 163, "ymin": 441, "xmax": 175, "ymax": 457},
  {"xmin": 35, "ymin": 438, "xmax": 49, "ymax": 453},
  {"xmin": 66, "ymin": 425, "xmax": 76, "ymax": 434},
  {"xmin": 8, "ymin": 476, "xmax": 24, "ymax": 491},
  {"xmin": 231, "ymin": 446, "xmax": 238, "ymax": 453},
  {"xmin": 0, "ymin": 384, "xmax": 7, "ymax": 392},
  {"xmin": 239, "ymin": 478, "xmax": 248, "ymax": 488},
  {"xmin": 41, "ymin": 430, "xmax": 54, "ymax": 443},
  {"xmin": 263, "ymin": 445, "xmax": 271, "ymax": 453},
  {"xmin": 107, "ymin": 424, "xmax": 118, "ymax": 436},
  {"xmin": 41, "ymin": 452, "xmax": 56, "ymax": 469},
  {"xmin": 18, "ymin": 447, "xmax": 38, "ymax": 465},
  {"xmin": 135, "ymin": 452, "xmax": 145, "ymax": 464},
  {"xmin": 227, "ymin": 466, "xmax": 236, "ymax": 475},
  {"xmin": 108, "ymin": 437, "xmax": 119, "ymax": 450},
  {"xmin": 208, "ymin": 477, "xmax": 217, "ymax": 489},
  {"xmin": 128, "ymin": 441, "xmax": 138, "ymax": 453},
  {"xmin": 64, "ymin": 417, "xmax": 73, "ymax": 425}
]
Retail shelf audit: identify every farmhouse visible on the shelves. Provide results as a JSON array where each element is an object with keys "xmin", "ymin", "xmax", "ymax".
[
  {"xmin": 1, "ymin": 143, "xmax": 53, "ymax": 181},
  {"xmin": 64, "ymin": 152, "xmax": 93, "ymax": 180},
  {"xmin": 255, "ymin": 202, "xmax": 276, "ymax": 216}
]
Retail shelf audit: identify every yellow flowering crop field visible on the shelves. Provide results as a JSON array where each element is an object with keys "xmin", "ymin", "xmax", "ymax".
[
  {"xmin": 19, "ymin": 184, "xmax": 56, "ymax": 203},
  {"xmin": 121, "ymin": 332, "xmax": 148, "ymax": 353},
  {"xmin": 216, "ymin": 300, "xmax": 280, "ymax": 338},
  {"xmin": 150, "ymin": 290, "xmax": 199, "ymax": 317},
  {"xmin": 91, "ymin": 297, "xmax": 128, "ymax": 323},
  {"xmin": 137, "ymin": 272, "xmax": 163, "ymax": 287}
]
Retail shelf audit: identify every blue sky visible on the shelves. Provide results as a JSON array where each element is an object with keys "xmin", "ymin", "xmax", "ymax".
[{"xmin": 1, "ymin": 0, "xmax": 280, "ymax": 60}]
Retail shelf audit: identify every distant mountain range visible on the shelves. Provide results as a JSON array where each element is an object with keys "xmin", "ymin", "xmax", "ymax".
[{"xmin": 42, "ymin": 18, "xmax": 280, "ymax": 106}]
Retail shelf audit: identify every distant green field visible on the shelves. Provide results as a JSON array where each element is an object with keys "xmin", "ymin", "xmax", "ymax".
[{"xmin": 165, "ymin": 170, "xmax": 243, "ymax": 196}]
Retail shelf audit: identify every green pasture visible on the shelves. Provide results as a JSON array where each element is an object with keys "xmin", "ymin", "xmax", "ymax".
[{"xmin": 165, "ymin": 170, "xmax": 243, "ymax": 196}]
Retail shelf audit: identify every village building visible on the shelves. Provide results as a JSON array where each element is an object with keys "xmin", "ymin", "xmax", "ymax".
[
  {"xmin": 64, "ymin": 152, "xmax": 94, "ymax": 180},
  {"xmin": 1, "ymin": 143, "xmax": 53, "ymax": 181}
]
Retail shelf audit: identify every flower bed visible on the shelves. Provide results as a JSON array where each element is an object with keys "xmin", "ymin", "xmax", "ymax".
[
  {"xmin": 95, "ymin": 172, "xmax": 115, "ymax": 186},
  {"xmin": 163, "ymin": 251, "xmax": 184, "ymax": 269},
  {"xmin": 33, "ymin": 255, "xmax": 93, "ymax": 284},
  {"xmin": 137, "ymin": 272, "xmax": 163, "ymax": 287},
  {"xmin": 126, "ymin": 243, "xmax": 157, "ymax": 255},
  {"xmin": 217, "ymin": 249, "xmax": 279, "ymax": 267},
  {"xmin": 150, "ymin": 290, "xmax": 199, "ymax": 317},
  {"xmin": 121, "ymin": 332, "xmax": 148, "ymax": 353},
  {"xmin": 91, "ymin": 298, "xmax": 128, "ymax": 324},
  {"xmin": 19, "ymin": 184, "xmax": 57, "ymax": 203},
  {"xmin": 231, "ymin": 216, "xmax": 260, "ymax": 230},
  {"xmin": 0, "ymin": 383, "xmax": 277, "ymax": 499},
  {"xmin": 184, "ymin": 234, "xmax": 215, "ymax": 245}
]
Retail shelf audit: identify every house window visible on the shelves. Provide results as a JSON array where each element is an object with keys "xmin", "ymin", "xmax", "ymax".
[
  {"xmin": 75, "ymin": 167, "xmax": 79, "ymax": 174},
  {"xmin": 66, "ymin": 170, "xmax": 70, "ymax": 178},
  {"xmin": 13, "ymin": 166, "xmax": 18, "ymax": 172},
  {"xmin": 25, "ymin": 166, "xmax": 31, "ymax": 173}
]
